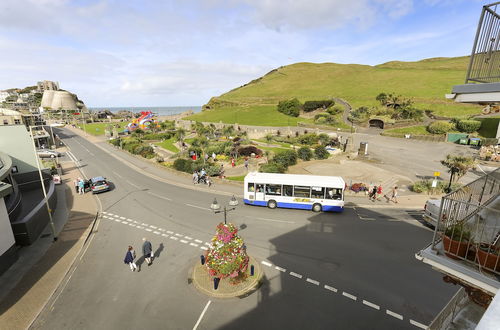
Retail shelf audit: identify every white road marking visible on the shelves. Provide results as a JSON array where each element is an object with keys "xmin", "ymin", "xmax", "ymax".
[
  {"xmin": 194, "ymin": 239, "xmax": 202, "ymax": 243},
  {"xmin": 261, "ymin": 261, "xmax": 272, "ymax": 267},
  {"xmin": 112, "ymin": 171, "xmax": 123, "ymax": 179},
  {"xmin": 362, "ymin": 300, "xmax": 380, "ymax": 310},
  {"xmin": 360, "ymin": 217, "xmax": 376, "ymax": 221},
  {"xmin": 153, "ymin": 231, "xmax": 160, "ymax": 235},
  {"xmin": 136, "ymin": 226, "xmax": 143, "ymax": 229},
  {"xmin": 290, "ymin": 272, "xmax": 303, "ymax": 279},
  {"xmin": 107, "ymin": 213, "xmax": 114, "ymax": 216},
  {"xmin": 306, "ymin": 278, "xmax": 319, "ymax": 285},
  {"xmin": 129, "ymin": 224, "xmax": 136, "ymax": 227},
  {"xmin": 185, "ymin": 203, "xmax": 209, "ymax": 211},
  {"xmin": 386, "ymin": 310, "xmax": 403, "ymax": 320},
  {"xmin": 162, "ymin": 234, "xmax": 169, "ymax": 237},
  {"xmin": 175, "ymin": 233, "xmax": 183, "ymax": 237},
  {"xmin": 324, "ymin": 285, "xmax": 338, "ymax": 293},
  {"xmin": 275, "ymin": 266, "xmax": 286, "ymax": 272},
  {"xmin": 180, "ymin": 240, "xmax": 188, "ymax": 243},
  {"xmin": 409, "ymin": 319, "xmax": 427, "ymax": 329},
  {"xmin": 167, "ymin": 231, "xmax": 174, "ymax": 234},
  {"xmin": 342, "ymin": 292, "xmax": 357, "ymax": 301},
  {"xmin": 193, "ymin": 300, "xmax": 211, "ymax": 330},
  {"xmin": 126, "ymin": 180, "xmax": 141, "ymax": 189},
  {"xmin": 190, "ymin": 243, "xmax": 199, "ymax": 247},
  {"xmin": 114, "ymin": 219, "xmax": 121, "ymax": 222},
  {"xmin": 170, "ymin": 236, "xmax": 178, "ymax": 240},
  {"xmin": 184, "ymin": 236, "xmax": 193, "ymax": 240},
  {"xmin": 145, "ymin": 228, "xmax": 152, "ymax": 232},
  {"xmin": 200, "ymin": 246, "xmax": 208, "ymax": 250},
  {"xmin": 204, "ymin": 242, "xmax": 211, "ymax": 245},
  {"xmin": 150, "ymin": 225, "xmax": 157, "ymax": 229},
  {"xmin": 121, "ymin": 221, "xmax": 128, "ymax": 224},
  {"xmin": 119, "ymin": 216, "xmax": 125, "ymax": 219},
  {"xmin": 114, "ymin": 215, "xmax": 120, "ymax": 218},
  {"xmin": 142, "ymin": 223, "xmax": 148, "ymax": 225},
  {"xmin": 251, "ymin": 216, "xmax": 295, "ymax": 224},
  {"xmin": 147, "ymin": 191, "xmax": 172, "ymax": 201}
]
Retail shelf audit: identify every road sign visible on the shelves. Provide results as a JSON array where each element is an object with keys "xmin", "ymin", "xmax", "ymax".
[{"xmin": 434, "ymin": 171, "xmax": 440, "ymax": 177}]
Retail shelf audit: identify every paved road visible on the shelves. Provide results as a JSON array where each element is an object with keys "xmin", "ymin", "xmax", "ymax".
[{"xmin": 31, "ymin": 128, "xmax": 457, "ymax": 330}]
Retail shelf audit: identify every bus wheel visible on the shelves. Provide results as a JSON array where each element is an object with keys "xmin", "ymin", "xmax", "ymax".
[
  {"xmin": 267, "ymin": 200, "xmax": 277, "ymax": 209},
  {"xmin": 312, "ymin": 203, "xmax": 322, "ymax": 212}
]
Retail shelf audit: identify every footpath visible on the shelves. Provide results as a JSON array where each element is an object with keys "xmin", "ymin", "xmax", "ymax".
[
  {"xmin": 68, "ymin": 127, "xmax": 436, "ymax": 209},
  {"xmin": 0, "ymin": 158, "xmax": 98, "ymax": 329}
]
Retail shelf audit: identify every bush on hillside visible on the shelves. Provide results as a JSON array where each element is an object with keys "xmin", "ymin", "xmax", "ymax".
[
  {"xmin": 238, "ymin": 145, "xmax": 263, "ymax": 156},
  {"xmin": 277, "ymin": 98, "xmax": 302, "ymax": 117},
  {"xmin": 394, "ymin": 108, "xmax": 424, "ymax": 121},
  {"xmin": 349, "ymin": 106, "xmax": 371, "ymax": 122},
  {"xmin": 456, "ymin": 120, "xmax": 481, "ymax": 133},
  {"xmin": 174, "ymin": 158, "xmax": 193, "ymax": 173},
  {"xmin": 296, "ymin": 133, "xmax": 319, "ymax": 145},
  {"xmin": 326, "ymin": 105, "xmax": 343, "ymax": 115},
  {"xmin": 273, "ymin": 150, "xmax": 298, "ymax": 167},
  {"xmin": 314, "ymin": 113, "xmax": 337, "ymax": 125},
  {"xmin": 427, "ymin": 121, "xmax": 454, "ymax": 134},
  {"xmin": 142, "ymin": 132, "xmax": 174, "ymax": 140},
  {"xmin": 133, "ymin": 145, "xmax": 156, "ymax": 159},
  {"xmin": 259, "ymin": 162, "xmax": 286, "ymax": 173},
  {"xmin": 303, "ymin": 100, "xmax": 334, "ymax": 112},
  {"xmin": 297, "ymin": 147, "xmax": 313, "ymax": 161},
  {"xmin": 314, "ymin": 146, "xmax": 329, "ymax": 159},
  {"xmin": 318, "ymin": 133, "xmax": 331, "ymax": 145}
]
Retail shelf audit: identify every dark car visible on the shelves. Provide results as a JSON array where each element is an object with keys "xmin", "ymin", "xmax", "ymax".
[{"xmin": 86, "ymin": 176, "xmax": 110, "ymax": 194}]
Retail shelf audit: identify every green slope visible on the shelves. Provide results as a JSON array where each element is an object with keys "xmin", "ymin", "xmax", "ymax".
[{"xmin": 187, "ymin": 56, "xmax": 481, "ymax": 126}]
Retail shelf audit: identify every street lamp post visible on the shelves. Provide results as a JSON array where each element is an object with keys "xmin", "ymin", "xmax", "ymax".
[
  {"xmin": 210, "ymin": 196, "xmax": 239, "ymax": 224},
  {"xmin": 29, "ymin": 125, "xmax": 58, "ymax": 242},
  {"xmin": 445, "ymin": 168, "xmax": 458, "ymax": 194}
]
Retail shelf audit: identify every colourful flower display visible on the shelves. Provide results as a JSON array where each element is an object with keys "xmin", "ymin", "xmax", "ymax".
[{"xmin": 205, "ymin": 222, "xmax": 249, "ymax": 282}]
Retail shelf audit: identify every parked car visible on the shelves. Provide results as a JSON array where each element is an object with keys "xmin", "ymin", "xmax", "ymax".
[
  {"xmin": 87, "ymin": 176, "xmax": 110, "ymax": 194},
  {"xmin": 423, "ymin": 199, "xmax": 441, "ymax": 228},
  {"xmin": 37, "ymin": 149, "xmax": 61, "ymax": 158}
]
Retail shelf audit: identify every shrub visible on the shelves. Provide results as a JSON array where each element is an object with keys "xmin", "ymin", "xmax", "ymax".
[
  {"xmin": 456, "ymin": 120, "xmax": 481, "ymax": 133},
  {"xmin": 411, "ymin": 180, "xmax": 461, "ymax": 193},
  {"xmin": 349, "ymin": 106, "xmax": 371, "ymax": 121},
  {"xmin": 297, "ymin": 147, "xmax": 313, "ymax": 161},
  {"xmin": 427, "ymin": 121, "xmax": 454, "ymax": 134},
  {"xmin": 303, "ymin": 100, "xmax": 334, "ymax": 112},
  {"xmin": 318, "ymin": 133, "xmax": 331, "ymax": 145},
  {"xmin": 314, "ymin": 113, "xmax": 337, "ymax": 125},
  {"xmin": 314, "ymin": 146, "xmax": 329, "ymax": 159},
  {"xmin": 273, "ymin": 150, "xmax": 298, "ymax": 167},
  {"xmin": 142, "ymin": 132, "xmax": 174, "ymax": 140},
  {"xmin": 277, "ymin": 98, "xmax": 302, "ymax": 117},
  {"xmin": 109, "ymin": 138, "xmax": 120, "ymax": 147},
  {"xmin": 259, "ymin": 162, "xmax": 286, "ymax": 173},
  {"xmin": 326, "ymin": 105, "xmax": 343, "ymax": 115},
  {"xmin": 238, "ymin": 145, "xmax": 263, "ymax": 156},
  {"xmin": 133, "ymin": 145, "xmax": 155, "ymax": 158},
  {"xmin": 174, "ymin": 158, "xmax": 193, "ymax": 173},
  {"xmin": 296, "ymin": 133, "xmax": 319, "ymax": 145}
]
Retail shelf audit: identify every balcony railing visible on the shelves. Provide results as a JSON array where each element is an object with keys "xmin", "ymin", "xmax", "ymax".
[
  {"xmin": 431, "ymin": 168, "xmax": 500, "ymax": 275},
  {"xmin": 466, "ymin": 2, "xmax": 500, "ymax": 83}
]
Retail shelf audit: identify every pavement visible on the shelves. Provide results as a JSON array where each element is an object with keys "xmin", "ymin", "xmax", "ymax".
[{"xmin": 0, "ymin": 155, "xmax": 99, "ymax": 329}]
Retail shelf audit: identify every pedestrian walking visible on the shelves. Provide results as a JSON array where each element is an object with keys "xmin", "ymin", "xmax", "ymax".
[
  {"xmin": 193, "ymin": 171, "xmax": 198, "ymax": 184},
  {"xmin": 73, "ymin": 178, "xmax": 79, "ymax": 193},
  {"xmin": 78, "ymin": 179, "xmax": 85, "ymax": 195},
  {"xmin": 376, "ymin": 185, "xmax": 383, "ymax": 201},
  {"xmin": 244, "ymin": 158, "xmax": 249, "ymax": 171},
  {"xmin": 370, "ymin": 185, "xmax": 377, "ymax": 201},
  {"xmin": 390, "ymin": 186, "xmax": 399, "ymax": 203},
  {"xmin": 124, "ymin": 246, "xmax": 137, "ymax": 272},
  {"xmin": 219, "ymin": 164, "xmax": 225, "ymax": 178},
  {"xmin": 142, "ymin": 238, "xmax": 153, "ymax": 266}
]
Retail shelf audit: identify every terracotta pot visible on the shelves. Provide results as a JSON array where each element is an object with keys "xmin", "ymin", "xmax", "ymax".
[
  {"xmin": 477, "ymin": 244, "xmax": 500, "ymax": 271},
  {"xmin": 442, "ymin": 235, "xmax": 469, "ymax": 260}
]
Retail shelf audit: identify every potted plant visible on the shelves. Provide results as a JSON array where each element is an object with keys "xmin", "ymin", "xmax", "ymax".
[
  {"xmin": 476, "ymin": 243, "xmax": 500, "ymax": 272},
  {"xmin": 443, "ymin": 223, "xmax": 471, "ymax": 260}
]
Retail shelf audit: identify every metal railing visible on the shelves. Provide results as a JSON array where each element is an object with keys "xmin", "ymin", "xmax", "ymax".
[
  {"xmin": 432, "ymin": 168, "xmax": 500, "ymax": 275},
  {"xmin": 466, "ymin": 2, "xmax": 500, "ymax": 83}
]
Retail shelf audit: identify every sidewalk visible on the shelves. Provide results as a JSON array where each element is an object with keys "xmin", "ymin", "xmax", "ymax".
[
  {"xmin": 0, "ymin": 161, "xmax": 98, "ymax": 329},
  {"xmin": 67, "ymin": 126, "xmax": 434, "ymax": 208}
]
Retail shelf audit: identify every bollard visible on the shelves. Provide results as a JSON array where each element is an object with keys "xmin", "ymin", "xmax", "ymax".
[
  {"xmin": 200, "ymin": 255, "xmax": 205, "ymax": 265},
  {"xmin": 250, "ymin": 265, "xmax": 255, "ymax": 276},
  {"xmin": 214, "ymin": 277, "xmax": 220, "ymax": 290}
]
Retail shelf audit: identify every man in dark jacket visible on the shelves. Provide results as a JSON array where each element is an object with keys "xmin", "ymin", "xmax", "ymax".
[{"xmin": 142, "ymin": 237, "xmax": 153, "ymax": 266}]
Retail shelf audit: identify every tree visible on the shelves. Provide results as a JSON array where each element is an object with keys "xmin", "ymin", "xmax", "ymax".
[
  {"xmin": 277, "ymin": 98, "xmax": 302, "ymax": 117},
  {"xmin": 297, "ymin": 146, "xmax": 313, "ymax": 161},
  {"xmin": 314, "ymin": 146, "xmax": 329, "ymax": 159},
  {"xmin": 376, "ymin": 93, "xmax": 388, "ymax": 106},
  {"xmin": 264, "ymin": 133, "xmax": 273, "ymax": 143},
  {"xmin": 441, "ymin": 154, "xmax": 476, "ymax": 182},
  {"xmin": 222, "ymin": 125, "xmax": 235, "ymax": 139},
  {"xmin": 175, "ymin": 128, "xmax": 186, "ymax": 144}
]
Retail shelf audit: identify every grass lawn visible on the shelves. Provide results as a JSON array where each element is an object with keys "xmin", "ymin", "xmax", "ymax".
[
  {"xmin": 382, "ymin": 125, "xmax": 432, "ymax": 136},
  {"xmin": 83, "ymin": 122, "xmax": 128, "ymax": 136},
  {"xmin": 254, "ymin": 139, "xmax": 292, "ymax": 148},
  {"xmin": 226, "ymin": 175, "xmax": 246, "ymax": 182},
  {"xmin": 259, "ymin": 146, "xmax": 289, "ymax": 153},
  {"xmin": 155, "ymin": 138, "xmax": 179, "ymax": 153}
]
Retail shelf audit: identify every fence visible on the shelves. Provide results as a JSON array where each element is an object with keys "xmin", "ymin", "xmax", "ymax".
[{"xmin": 428, "ymin": 287, "xmax": 468, "ymax": 330}]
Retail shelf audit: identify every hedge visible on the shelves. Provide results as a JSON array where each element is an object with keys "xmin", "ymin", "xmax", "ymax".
[
  {"xmin": 273, "ymin": 150, "xmax": 298, "ymax": 167},
  {"xmin": 277, "ymin": 98, "xmax": 301, "ymax": 117},
  {"xmin": 314, "ymin": 146, "xmax": 329, "ymax": 159},
  {"xmin": 456, "ymin": 120, "xmax": 481, "ymax": 133},
  {"xmin": 303, "ymin": 100, "xmax": 334, "ymax": 112},
  {"xmin": 297, "ymin": 147, "xmax": 313, "ymax": 161},
  {"xmin": 427, "ymin": 121, "xmax": 454, "ymax": 134},
  {"xmin": 259, "ymin": 162, "xmax": 286, "ymax": 173}
]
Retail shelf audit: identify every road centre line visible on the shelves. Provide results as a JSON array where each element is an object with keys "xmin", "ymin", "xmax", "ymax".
[
  {"xmin": 126, "ymin": 180, "xmax": 141, "ymax": 189},
  {"xmin": 362, "ymin": 300, "xmax": 380, "ymax": 310},
  {"xmin": 193, "ymin": 300, "xmax": 211, "ymax": 330},
  {"xmin": 342, "ymin": 292, "xmax": 357, "ymax": 301},
  {"xmin": 409, "ymin": 319, "xmax": 427, "ymax": 329},
  {"xmin": 290, "ymin": 272, "xmax": 303, "ymax": 279},
  {"xmin": 146, "ymin": 191, "xmax": 172, "ymax": 201},
  {"xmin": 324, "ymin": 285, "xmax": 338, "ymax": 293},
  {"xmin": 185, "ymin": 203, "xmax": 210, "ymax": 211},
  {"xmin": 112, "ymin": 171, "xmax": 123, "ymax": 179},
  {"xmin": 261, "ymin": 261, "xmax": 272, "ymax": 267},
  {"xmin": 386, "ymin": 310, "xmax": 403, "ymax": 320},
  {"xmin": 275, "ymin": 266, "xmax": 286, "ymax": 272},
  {"xmin": 306, "ymin": 278, "xmax": 319, "ymax": 285},
  {"xmin": 246, "ymin": 216, "xmax": 295, "ymax": 224}
]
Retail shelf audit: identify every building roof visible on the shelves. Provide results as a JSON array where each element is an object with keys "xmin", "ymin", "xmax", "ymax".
[{"xmin": 0, "ymin": 108, "xmax": 22, "ymax": 116}]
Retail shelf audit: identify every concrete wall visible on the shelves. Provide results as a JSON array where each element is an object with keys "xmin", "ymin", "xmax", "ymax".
[
  {"xmin": 0, "ymin": 197, "xmax": 17, "ymax": 275},
  {"xmin": 0, "ymin": 125, "xmax": 38, "ymax": 173}
]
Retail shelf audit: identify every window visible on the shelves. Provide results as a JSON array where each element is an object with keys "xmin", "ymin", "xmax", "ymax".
[
  {"xmin": 14, "ymin": 119, "xmax": 21, "ymax": 125},
  {"xmin": 265, "ymin": 184, "xmax": 282, "ymax": 196},
  {"xmin": 3, "ymin": 120, "xmax": 8, "ymax": 125},
  {"xmin": 283, "ymin": 185, "xmax": 293, "ymax": 197},
  {"xmin": 256, "ymin": 184, "xmax": 265, "ymax": 193},
  {"xmin": 311, "ymin": 186, "xmax": 325, "ymax": 199},
  {"xmin": 326, "ymin": 188, "xmax": 343, "ymax": 200},
  {"xmin": 247, "ymin": 182, "xmax": 255, "ymax": 192},
  {"xmin": 293, "ymin": 185, "xmax": 311, "ymax": 198}
]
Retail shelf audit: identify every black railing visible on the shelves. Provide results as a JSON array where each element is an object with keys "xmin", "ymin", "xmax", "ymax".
[{"xmin": 466, "ymin": 2, "xmax": 500, "ymax": 83}]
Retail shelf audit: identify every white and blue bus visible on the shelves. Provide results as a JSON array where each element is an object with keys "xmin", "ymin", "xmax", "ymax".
[{"xmin": 243, "ymin": 172, "xmax": 345, "ymax": 212}]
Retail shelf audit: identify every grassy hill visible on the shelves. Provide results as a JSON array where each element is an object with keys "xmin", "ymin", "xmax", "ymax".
[{"xmin": 187, "ymin": 56, "xmax": 481, "ymax": 126}]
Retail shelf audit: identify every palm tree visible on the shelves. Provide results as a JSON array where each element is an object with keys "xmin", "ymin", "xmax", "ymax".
[
  {"xmin": 441, "ymin": 154, "xmax": 476, "ymax": 182},
  {"xmin": 222, "ymin": 125, "xmax": 235, "ymax": 139}
]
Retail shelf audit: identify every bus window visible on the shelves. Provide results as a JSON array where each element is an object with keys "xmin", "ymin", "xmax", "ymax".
[
  {"xmin": 247, "ymin": 182, "xmax": 255, "ymax": 192},
  {"xmin": 283, "ymin": 185, "xmax": 293, "ymax": 197},
  {"xmin": 311, "ymin": 186, "xmax": 325, "ymax": 199},
  {"xmin": 256, "ymin": 184, "xmax": 265, "ymax": 193},
  {"xmin": 266, "ymin": 184, "xmax": 282, "ymax": 196},
  {"xmin": 294, "ymin": 185, "xmax": 311, "ymax": 198},
  {"xmin": 326, "ymin": 188, "xmax": 342, "ymax": 200}
]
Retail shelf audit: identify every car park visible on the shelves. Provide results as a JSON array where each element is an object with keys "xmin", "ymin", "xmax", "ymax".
[{"xmin": 37, "ymin": 149, "xmax": 61, "ymax": 158}]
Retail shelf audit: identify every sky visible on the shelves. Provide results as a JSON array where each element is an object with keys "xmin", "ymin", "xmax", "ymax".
[{"xmin": 0, "ymin": 0, "xmax": 488, "ymax": 107}]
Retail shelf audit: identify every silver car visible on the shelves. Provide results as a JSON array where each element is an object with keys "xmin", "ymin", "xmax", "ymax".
[{"xmin": 37, "ymin": 149, "xmax": 61, "ymax": 158}]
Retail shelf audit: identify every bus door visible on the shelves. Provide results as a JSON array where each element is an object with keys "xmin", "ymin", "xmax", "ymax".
[{"xmin": 255, "ymin": 183, "xmax": 265, "ymax": 202}]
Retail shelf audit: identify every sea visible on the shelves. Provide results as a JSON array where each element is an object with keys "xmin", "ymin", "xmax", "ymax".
[{"xmin": 89, "ymin": 106, "xmax": 202, "ymax": 116}]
